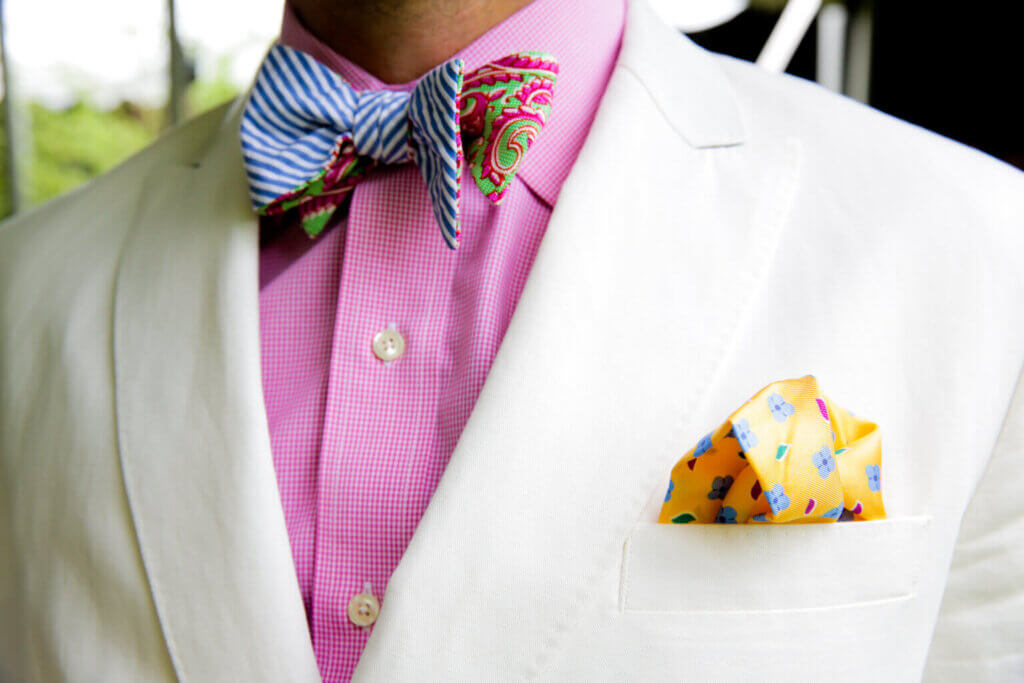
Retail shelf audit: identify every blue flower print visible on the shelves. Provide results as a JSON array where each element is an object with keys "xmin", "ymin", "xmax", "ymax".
[
  {"xmin": 694, "ymin": 433, "xmax": 713, "ymax": 458},
  {"xmin": 820, "ymin": 505, "xmax": 843, "ymax": 520},
  {"xmin": 812, "ymin": 445, "xmax": 836, "ymax": 478},
  {"xmin": 664, "ymin": 480, "xmax": 674, "ymax": 502},
  {"xmin": 767, "ymin": 392, "xmax": 795, "ymax": 423},
  {"xmin": 765, "ymin": 483, "xmax": 790, "ymax": 514},
  {"xmin": 733, "ymin": 418, "xmax": 758, "ymax": 452},
  {"xmin": 866, "ymin": 464, "xmax": 881, "ymax": 492},
  {"xmin": 715, "ymin": 506, "xmax": 738, "ymax": 524},
  {"xmin": 752, "ymin": 512, "xmax": 769, "ymax": 522},
  {"xmin": 707, "ymin": 475, "xmax": 734, "ymax": 500}
]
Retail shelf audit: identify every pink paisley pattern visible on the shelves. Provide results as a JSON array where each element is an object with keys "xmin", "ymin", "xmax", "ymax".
[{"xmin": 462, "ymin": 53, "xmax": 558, "ymax": 204}]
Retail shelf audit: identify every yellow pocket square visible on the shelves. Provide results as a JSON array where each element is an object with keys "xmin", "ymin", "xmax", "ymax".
[{"xmin": 659, "ymin": 375, "xmax": 885, "ymax": 524}]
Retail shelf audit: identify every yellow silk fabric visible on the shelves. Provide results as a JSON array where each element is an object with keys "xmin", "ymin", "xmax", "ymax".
[{"xmin": 659, "ymin": 376, "xmax": 885, "ymax": 524}]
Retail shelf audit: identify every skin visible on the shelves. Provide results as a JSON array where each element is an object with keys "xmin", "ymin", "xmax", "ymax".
[{"xmin": 289, "ymin": 0, "xmax": 537, "ymax": 83}]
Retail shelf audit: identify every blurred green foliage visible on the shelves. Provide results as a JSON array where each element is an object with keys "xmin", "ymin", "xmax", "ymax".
[
  {"xmin": 27, "ymin": 101, "xmax": 162, "ymax": 205},
  {"xmin": 0, "ymin": 73, "xmax": 240, "ymax": 219}
]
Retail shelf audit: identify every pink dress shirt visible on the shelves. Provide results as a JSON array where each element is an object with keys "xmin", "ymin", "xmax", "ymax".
[{"xmin": 257, "ymin": 0, "xmax": 624, "ymax": 679}]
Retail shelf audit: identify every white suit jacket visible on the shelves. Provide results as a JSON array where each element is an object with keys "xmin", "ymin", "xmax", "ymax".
[{"xmin": 2, "ymin": 1, "xmax": 1023, "ymax": 680}]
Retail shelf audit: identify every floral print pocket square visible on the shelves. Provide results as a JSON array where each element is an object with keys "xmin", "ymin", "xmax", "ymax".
[{"xmin": 659, "ymin": 376, "xmax": 885, "ymax": 524}]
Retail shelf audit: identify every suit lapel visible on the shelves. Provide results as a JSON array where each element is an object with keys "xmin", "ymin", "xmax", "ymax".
[
  {"xmin": 352, "ymin": 0, "xmax": 800, "ymax": 679},
  {"xmin": 113, "ymin": 98, "xmax": 320, "ymax": 681}
]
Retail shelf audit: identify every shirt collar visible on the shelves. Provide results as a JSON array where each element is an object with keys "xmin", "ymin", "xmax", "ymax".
[{"xmin": 278, "ymin": 0, "xmax": 625, "ymax": 207}]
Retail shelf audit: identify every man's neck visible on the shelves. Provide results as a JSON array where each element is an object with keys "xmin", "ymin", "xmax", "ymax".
[{"xmin": 289, "ymin": 0, "xmax": 536, "ymax": 83}]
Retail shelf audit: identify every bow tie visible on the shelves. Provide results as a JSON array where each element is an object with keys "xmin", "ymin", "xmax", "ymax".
[{"xmin": 240, "ymin": 44, "xmax": 559, "ymax": 249}]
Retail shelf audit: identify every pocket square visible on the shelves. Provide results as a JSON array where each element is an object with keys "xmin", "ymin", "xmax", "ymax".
[{"xmin": 659, "ymin": 376, "xmax": 885, "ymax": 524}]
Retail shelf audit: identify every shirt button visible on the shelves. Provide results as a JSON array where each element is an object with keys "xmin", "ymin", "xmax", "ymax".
[
  {"xmin": 347, "ymin": 590, "xmax": 381, "ymax": 627},
  {"xmin": 371, "ymin": 327, "xmax": 405, "ymax": 362}
]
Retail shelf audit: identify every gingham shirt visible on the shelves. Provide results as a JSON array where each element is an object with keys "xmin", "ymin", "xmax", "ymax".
[{"xmin": 257, "ymin": 1, "xmax": 624, "ymax": 679}]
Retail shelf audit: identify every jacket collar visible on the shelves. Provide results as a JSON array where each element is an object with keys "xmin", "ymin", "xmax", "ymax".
[{"xmin": 616, "ymin": 0, "xmax": 746, "ymax": 149}]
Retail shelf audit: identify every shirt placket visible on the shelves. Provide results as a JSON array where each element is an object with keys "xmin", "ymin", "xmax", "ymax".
[{"xmin": 309, "ymin": 164, "xmax": 458, "ymax": 680}]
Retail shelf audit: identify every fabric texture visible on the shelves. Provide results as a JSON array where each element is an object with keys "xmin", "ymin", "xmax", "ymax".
[
  {"xmin": 257, "ymin": 1, "xmax": 625, "ymax": 680},
  {"xmin": 242, "ymin": 44, "xmax": 558, "ymax": 248},
  {"xmin": 659, "ymin": 375, "xmax": 886, "ymax": 524}
]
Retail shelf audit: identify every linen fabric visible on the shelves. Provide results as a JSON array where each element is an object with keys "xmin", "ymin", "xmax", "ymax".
[
  {"xmin": 257, "ymin": 0, "xmax": 624, "ymax": 679},
  {"xmin": 658, "ymin": 375, "xmax": 886, "ymax": 525},
  {"xmin": 241, "ymin": 45, "xmax": 559, "ymax": 248}
]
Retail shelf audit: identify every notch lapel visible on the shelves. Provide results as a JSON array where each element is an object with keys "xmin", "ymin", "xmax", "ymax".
[
  {"xmin": 113, "ymin": 98, "xmax": 320, "ymax": 681},
  {"xmin": 352, "ymin": 0, "xmax": 800, "ymax": 679}
]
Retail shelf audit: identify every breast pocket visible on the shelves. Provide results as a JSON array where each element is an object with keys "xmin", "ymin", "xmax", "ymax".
[
  {"xmin": 606, "ymin": 516, "xmax": 936, "ymax": 681},
  {"xmin": 621, "ymin": 515, "xmax": 932, "ymax": 613}
]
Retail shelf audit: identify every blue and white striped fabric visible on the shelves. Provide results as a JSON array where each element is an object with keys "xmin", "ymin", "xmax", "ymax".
[{"xmin": 240, "ymin": 43, "xmax": 466, "ymax": 249}]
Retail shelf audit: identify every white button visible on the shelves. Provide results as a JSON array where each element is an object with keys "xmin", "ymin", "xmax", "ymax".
[
  {"xmin": 347, "ymin": 590, "xmax": 381, "ymax": 627},
  {"xmin": 372, "ymin": 327, "xmax": 405, "ymax": 362}
]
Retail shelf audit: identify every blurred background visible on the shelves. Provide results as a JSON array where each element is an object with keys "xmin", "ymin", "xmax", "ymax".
[{"xmin": 0, "ymin": 0, "xmax": 1021, "ymax": 219}]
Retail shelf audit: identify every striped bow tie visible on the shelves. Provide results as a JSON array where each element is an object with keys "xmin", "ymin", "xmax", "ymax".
[{"xmin": 240, "ymin": 44, "xmax": 559, "ymax": 250}]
